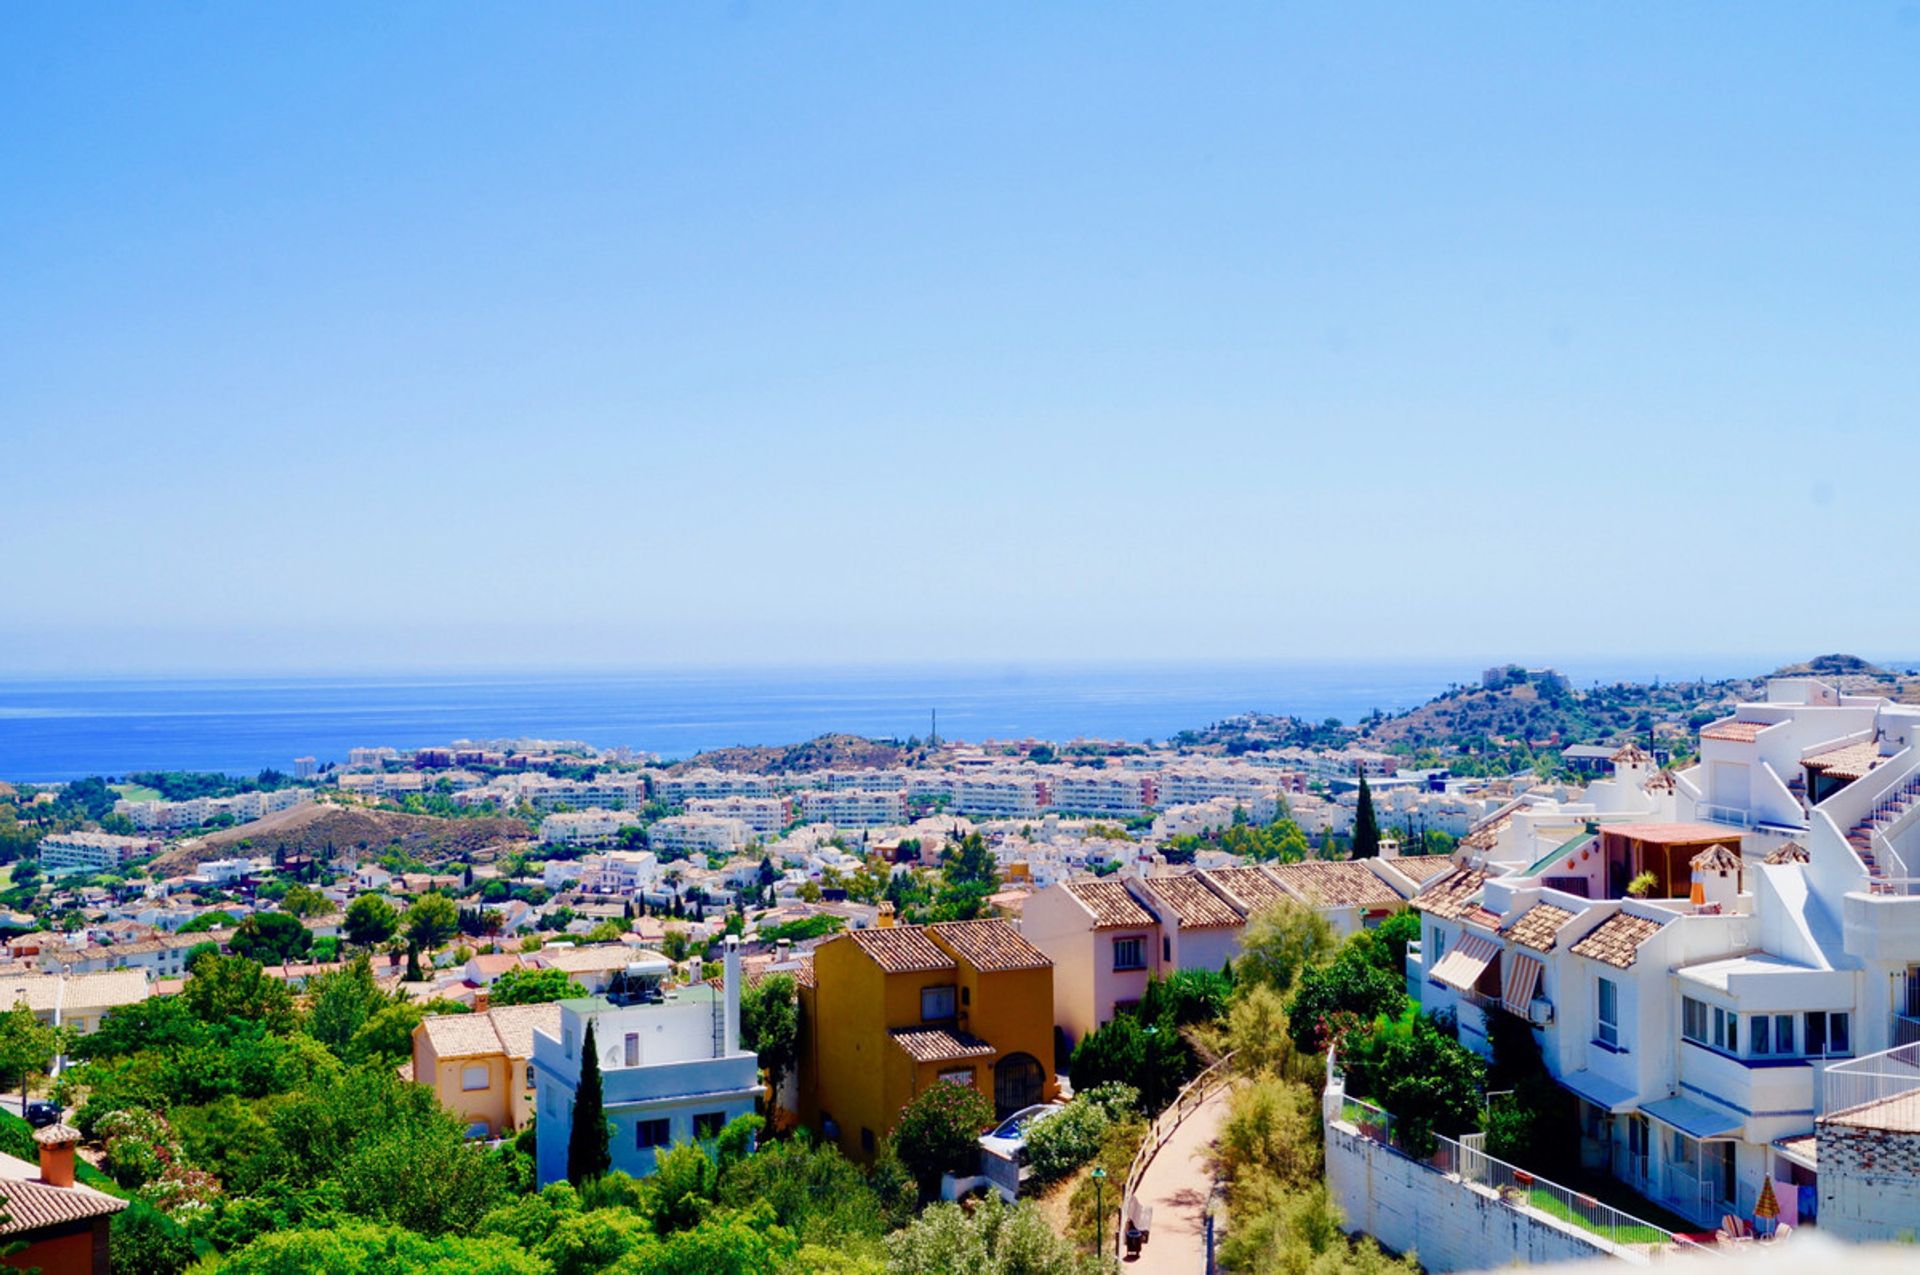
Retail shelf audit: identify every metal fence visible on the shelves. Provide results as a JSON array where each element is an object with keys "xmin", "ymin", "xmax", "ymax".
[
  {"xmin": 1332, "ymin": 1088, "xmax": 1711, "ymax": 1258},
  {"xmin": 1115, "ymin": 1051, "xmax": 1236, "ymax": 1257},
  {"xmin": 1820, "ymin": 1041, "xmax": 1920, "ymax": 1126}
]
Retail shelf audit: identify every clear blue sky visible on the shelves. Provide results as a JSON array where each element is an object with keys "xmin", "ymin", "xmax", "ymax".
[{"xmin": 4, "ymin": 4, "xmax": 1917, "ymax": 674}]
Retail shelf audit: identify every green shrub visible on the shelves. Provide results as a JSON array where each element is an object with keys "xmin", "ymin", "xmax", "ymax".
[{"xmin": 1022, "ymin": 1101, "xmax": 1109, "ymax": 1185}]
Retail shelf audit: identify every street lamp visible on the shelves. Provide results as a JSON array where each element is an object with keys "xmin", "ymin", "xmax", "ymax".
[{"xmin": 1098, "ymin": 1167, "xmax": 1113, "ymax": 1251}]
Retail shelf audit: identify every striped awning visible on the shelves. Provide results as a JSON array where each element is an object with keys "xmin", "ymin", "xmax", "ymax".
[
  {"xmin": 1500, "ymin": 952, "xmax": 1544, "ymax": 1016},
  {"xmin": 1431, "ymin": 932, "xmax": 1501, "ymax": 992}
]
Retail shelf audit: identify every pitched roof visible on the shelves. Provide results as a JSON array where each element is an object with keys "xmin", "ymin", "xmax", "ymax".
[
  {"xmin": 0, "ymin": 970, "xmax": 149, "ymax": 1016},
  {"xmin": 1502, "ymin": 902, "xmax": 1576, "ymax": 952},
  {"xmin": 1266, "ymin": 862, "xmax": 1407, "ymax": 910},
  {"xmin": 1609, "ymin": 744, "xmax": 1653, "ymax": 764},
  {"xmin": 1570, "ymin": 912, "xmax": 1667, "ymax": 969},
  {"xmin": 1412, "ymin": 866, "xmax": 1490, "ymax": 921},
  {"xmin": 1062, "ymin": 880, "xmax": 1157, "ymax": 929},
  {"xmin": 0, "ymin": 1151, "xmax": 127, "ymax": 1235},
  {"xmin": 1384, "ymin": 855, "xmax": 1458, "ymax": 884},
  {"xmin": 1700, "ymin": 720, "xmax": 1770, "ymax": 743},
  {"xmin": 1762, "ymin": 841, "xmax": 1810, "ymax": 865},
  {"xmin": 889, "ymin": 1027, "xmax": 998, "ymax": 1064},
  {"xmin": 927, "ymin": 920, "xmax": 1051, "ymax": 972},
  {"xmin": 536, "ymin": 945, "xmax": 646, "ymax": 974},
  {"xmin": 1139, "ymin": 874, "xmax": 1245, "ymax": 928},
  {"xmin": 1642, "ymin": 770, "xmax": 1677, "ymax": 794},
  {"xmin": 1802, "ymin": 741, "xmax": 1886, "ymax": 781},
  {"xmin": 846, "ymin": 927, "xmax": 956, "ymax": 974},
  {"xmin": 419, "ymin": 1003, "xmax": 562, "ymax": 1060},
  {"xmin": 1199, "ymin": 866, "xmax": 1289, "ymax": 912},
  {"xmin": 1691, "ymin": 844, "xmax": 1743, "ymax": 873}
]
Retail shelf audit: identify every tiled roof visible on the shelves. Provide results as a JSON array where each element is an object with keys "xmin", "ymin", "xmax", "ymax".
[
  {"xmin": 1803, "ymin": 742, "xmax": 1886, "ymax": 781},
  {"xmin": 1700, "ymin": 720, "xmax": 1770, "ymax": 743},
  {"xmin": 0, "ymin": 970, "xmax": 148, "ymax": 1015},
  {"xmin": 927, "ymin": 920, "xmax": 1051, "ymax": 972},
  {"xmin": 889, "ymin": 1027, "xmax": 998, "ymax": 1064},
  {"xmin": 1139, "ymin": 874, "xmax": 1245, "ymax": 928},
  {"xmin": 419, "ymin": 1003, "xmax": 562, "ymax": 1060},
  {"xmin": 846, "ymin": 927, "xmax": 956, "ymax": 974},
  {"xmin": 1412, "ymin": 866, "xmax": 1489, "ymax": 920},
  {"xmin": 0, "ymin": 1151, "xmax": 127, "ymax": 1235},
  {"xmin": 1267, "ymin": 862, "xmax": 1407, "ymax": 910},
  {"xmin": 30, "ymin": 1124, "xmax": 78, "ymax": 1147},
  {"xmin": 1642, "ymin": 770, "xmax": 1677, "ymax": 794},
  {"xmin": 1570, "ymin": 912, "xmax": 1667, "ymax": 969},
  {"xmin": 1385, "ymin": 855, "xmax": 1458, "ymax": 884},
  {"xmin": 1762, "ymin": 841, "xmax": 1810, "ymax": 865},
  {"xmin": 537, "ymin": 945, "xmax": 649, "ymax": 974},
  {"xmin": 1063, "ymin": 881, "xmax": 1157, "ymax": 929},
  {"xmin": 1691, "ymin": 844, "xmax": 1743, "ymax": 873},
  {"xmin": 1461, "ymin": 802, "xmax": 1522, "ymax": 852},
  {"xmin": 1199, "ymin": 866, "xmax": 1289, "ymax": 912},
  {"xmin": 1609, "ymin": 744, "xmax": 1653, "ymax": 764},
  {"xmin": 1503, "ymin": 903, "xmax": 1576, "ymax": 952}
]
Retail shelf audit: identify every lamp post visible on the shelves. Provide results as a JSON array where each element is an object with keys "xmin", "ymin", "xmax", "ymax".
[{"xmin": 1091, "ymin": 1166, "xmax": 1106, "ymax": 1256}]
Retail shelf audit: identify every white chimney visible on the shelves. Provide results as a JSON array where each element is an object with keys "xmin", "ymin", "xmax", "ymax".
[
  {"xmin": 723, "ymin": 935, "xmax": 741, "ymax": 1056},
  {"xmin": 688, "ymin": 956, "xmax": 702, "ymax": 986}
]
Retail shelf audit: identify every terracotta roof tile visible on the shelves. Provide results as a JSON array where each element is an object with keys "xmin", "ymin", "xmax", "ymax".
[
  {"xmin": 889, "ymin": 1027, "xmax": 998, "ymax": 1064},
  {"xmin": 846, "ymin": 927, "xmax": 957, "ymax": 974},
  {"xmin": 0, "ymin": 1174, "xmax": 126, "ymax": 1235},
  {"xmin": 1139, "ymin": 874, "xmax": 1245, "ymax": 928},
  {"xmin": 1198, "ymin": 867, "xmax": 1289, "ymax": 912},
  {"xmin": 1762, "ymin": 841, "xmax": 1810, "ymax": 865},
  {"xmin": 1569, "ymin": 912, "xmax": 1667, "ymax": 969},
  {"xmin": 1802, "ymin": 741, "xmax": 1886, "ymax": 781},
  {"xmin": 1062, "ymin": 880, "xmax": 1157, "ymax": 929},
  {"xmin": 1266, "ymin": 862, "xmax": 1407, "ymax": 910},
  {"xmin": 1412, "ymin": 866, "xmax": 1490, "ymax": 921},
  {"xmin": 1502, "ymin": 903, "xmax": 1576, "ymax": 952},
  {"xmin": 1609, "ymin": 744, "xmax": 1653, "ymax": 764},
  {"xmin": 1385, "ymin": 855, "xmax": 1459, "ymax": 884},
  {"xmin": 419, "ymin": 1003, "xmax": 562, "ymax": 1060},
  {"xmin": 927, "ymin": 920, "xmax": 1051, "ymax": 972},
  {"xmin": 1691, "ymin": 844, "xmax": 1743, "ymax": 872},
  {"xmin": 1700, "ymin": 720, "xmax": 1770, "ymax": 743}
]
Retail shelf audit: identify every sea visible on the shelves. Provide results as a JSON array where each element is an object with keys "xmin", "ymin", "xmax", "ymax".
[{"xmin": 0, "ymin": 658, "xmax": 1776, "ymax": 782}]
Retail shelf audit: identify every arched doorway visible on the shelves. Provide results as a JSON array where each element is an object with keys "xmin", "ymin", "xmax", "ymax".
[{"xmin": 993, "ymin": 1052, "xmax": 1044, "ymax": 1117}]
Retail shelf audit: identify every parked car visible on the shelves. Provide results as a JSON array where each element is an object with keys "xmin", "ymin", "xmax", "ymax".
[
  {"xmin": 976, "ymin": 1102, "xmax": 1067, "ymax": 1201},
  {"xmin": 23, "ymin": 1101, "xmax": 63, "ymax": 1129}
]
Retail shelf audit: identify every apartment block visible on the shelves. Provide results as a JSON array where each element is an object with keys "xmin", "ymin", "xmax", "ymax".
[
  {"xmin": 38, "ymin": 832, "xmax": 162, "ymax": 879},
  {"xmin": 797, "ymin": 788, "xmax": 909, "ymax": 828},
  {"xmin": 686, "ymin": 796, "xmax": 792, "ymax": 836}
]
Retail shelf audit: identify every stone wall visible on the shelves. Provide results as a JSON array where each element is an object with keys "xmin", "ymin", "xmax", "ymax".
[
  {"xmin": 1818, "ymin": 1121, "xmax": 1920, "ymax": 1243},
  {"xmin": 1323, "ymin": 1122, "xmax": 1617, "ymax": 1271}
]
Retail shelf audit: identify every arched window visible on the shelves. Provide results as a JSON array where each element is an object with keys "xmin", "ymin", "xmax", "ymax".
[{"xmin": 993, "ymin": 1052, "xmax": 1044, "ymax": 1118}]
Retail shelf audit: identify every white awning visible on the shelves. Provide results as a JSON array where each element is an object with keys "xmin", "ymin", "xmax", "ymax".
[
  {"xmin": 1500, "ymin": 952, "xmax": 1544, "ymax": 1017},
  {"xmin": 1644, "ymin": 1095, "xmax": 1742, "ymax": 1140},
  {"xmin": 1559, "ymin": 1069, "xmax": 1638, "ymax": 1113},
  {"xmin": 1431, "ymin": 932, "xmax": 1501, "ymax": 992}
]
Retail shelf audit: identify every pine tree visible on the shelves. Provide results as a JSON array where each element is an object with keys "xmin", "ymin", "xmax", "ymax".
[
  {"xmin": 1353, "ymin": 774, "xmax": 1381, "ymax": 859},
  {"xmin": 567, "ymin": 1020, "xmax": 611, "ymax": 1183}
]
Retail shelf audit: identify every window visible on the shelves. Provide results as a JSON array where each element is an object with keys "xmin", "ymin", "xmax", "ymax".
[
  {"xmin": 1162, "ymin": 937, "xmax": 1172, "ymax": 963},
  {"xmin": 921, "ymin": 985, "xmax": 957, "ymax": 1022},
  {"xmin": 563, "ymin": 1028, "xmax": 575, "ymax": 1059},
  {"xmin": 635, "ymin": 1118, "xmax": 671, "ymax": 1149},
  {"xmin": 461, "ymin": 1064, "xmax": 490, "ymax": 1092},
  {"xmin": 693, "ymin": 1111, "xmax": 727, "ymax": 1140},
  {"xmin": 1774, "ymin": 1014, "xmax": 1794, "ymax": 1055},
  {"xmin": 938, "ymin": 1068, "xmax": 974, "ymax": 1086},
  {"xmin": 1430, "ymin": 928, "xmax": 1448, "ymax": 963},
  {"xmin": 1682, "ymin": 997, "xmax": 1709, "ymax": 1045},
  {"xmin": 1112, "ymin": 937, "xmax": 1145, "ymax": 971},
  {"xmin": 860, "ymin": 1126, "xmax": 875, "ymax": 1154},
  {"xmin": 1750, "ymin": 1015, "xmax": 1770, "ymax": 1055},
  {"xmin": 1710, "ymin": 1007, "xmax": 1736, "ymax": 1052},
  {"xmin": 1596, "ymin": 978, "xmax": 1620, "ymax": 1049},
  {"xmin": 1806, "ymin": 1011, "xmax": 1851, "ymax": 1058},
  {"xmin": 624, "ymin": 1032, "xmax": 639, "ymax": 1067}
]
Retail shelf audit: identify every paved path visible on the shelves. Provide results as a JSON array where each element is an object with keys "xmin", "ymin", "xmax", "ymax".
[{"xmin": 1125, "ymin": 1086, "xmax": 1232, "ymax": 1273}]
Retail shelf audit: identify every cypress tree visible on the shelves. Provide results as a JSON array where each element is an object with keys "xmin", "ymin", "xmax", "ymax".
[
  {"xmin": 567, "ymin": 1020, "xmax": 611, "ymax": 1183},
  {"xmin": 405, "ymin": 942, "xmax": 422, "ymax": 981},
  {"xmin": 1353, "ymin": 774, "xmax": 1381, "ymax": 859}
]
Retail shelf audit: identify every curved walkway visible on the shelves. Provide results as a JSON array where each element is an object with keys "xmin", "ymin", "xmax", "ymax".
[{"xmin": 1125, "ymin": 1085, "xmax": 1232, "ymax": 1272}]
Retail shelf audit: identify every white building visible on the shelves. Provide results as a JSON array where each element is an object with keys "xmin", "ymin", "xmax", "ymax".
[
  {"xmin": 796, "ymin": 789, "xmax": 908, "ymax": 828},
  {"xmin": 531, "ymin": 944, "xmax": 759, "ymax": 1184},
  {"xmin": 685, "ymin": 796, "xmax": 791, "ymax": 836},
  {"xmin": 1157, "ymin": 765, "xmax": 1285, "ymax": 810},
  {"xmin": 646, "ymin": 815, "xmax": 753, "ymax": 857},
  {"xmin": 38, "ymin": 832, "xmax": 162, "ymax": 878},
  {"xmin": 116, "ymin": 787, "xmax": 310, "ymax": 834},
  {"xmin": 539, "ymin": 808, "xmax": 634, "ymax": 848},
  {"xmin": 509, "ymin": 774, "xmax": 648, "ymax": 814},
  {"xmin": 337, "ymin": 772, "xmax": 428, "ymax": 799},
  {"xmin": 651, "ymin": 770, "xmax": 774, "ymax": 806},
  {"xmin": 577, "ymin": 851, "xmax": 661, "ymax": 897},
  {"xmin": 948, "ymin": 772, "xmax": 1051, "ymax": 817},
  {"xmin": 1049, "ymin": 771, "xmax": 1158, "ymax": 818}
]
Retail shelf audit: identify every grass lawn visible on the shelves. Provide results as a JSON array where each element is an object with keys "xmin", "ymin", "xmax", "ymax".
[
  {"xmin": 1525, "ymin": 1187, "xmax": 1666, "ymax": 1245},
  {"xmin": 111, "ymin": 783, "xmax": 163, "ymax": 803}
]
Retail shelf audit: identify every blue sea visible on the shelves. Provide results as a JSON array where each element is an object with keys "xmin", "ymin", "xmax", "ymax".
[{"xmin": 0, "ymin": 658, "xmax": 1773, "ymax": 782}]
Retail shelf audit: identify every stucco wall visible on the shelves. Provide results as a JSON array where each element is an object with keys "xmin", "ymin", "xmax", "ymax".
[
  {"xmin": 1818, "ymin": 1121, "xmax": 1920, "ymax": 1243},
  {"xmin": 1324, "ymin": 1122, "xmax": 1613, "ymax": 1272}
]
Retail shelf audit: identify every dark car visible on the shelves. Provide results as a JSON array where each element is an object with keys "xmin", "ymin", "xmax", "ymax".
[{"xmin": 23, "ymin": 1101, "xmax": 63, "ymax": 1129}]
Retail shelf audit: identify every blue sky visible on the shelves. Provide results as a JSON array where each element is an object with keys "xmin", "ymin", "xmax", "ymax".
[{"xmin": 3, "ymin": 4, "xmax": 1917, "ymax": 673}]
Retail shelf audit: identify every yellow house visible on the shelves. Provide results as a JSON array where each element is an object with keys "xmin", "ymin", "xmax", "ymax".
[
  {"xmin": 410, "ymin": 1002, "xmax": 561, "ymax": 1138},
  {"xmin": 797, "ymin": 919, "xmax": 1055, "ymax": 1163}
]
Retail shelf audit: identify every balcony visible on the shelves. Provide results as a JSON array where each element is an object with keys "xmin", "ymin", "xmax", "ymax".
[{"xmin": 1842, "ymin": 888, "xmax": 1920, "ymax": 962}]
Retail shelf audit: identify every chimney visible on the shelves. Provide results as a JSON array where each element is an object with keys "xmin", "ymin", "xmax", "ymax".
[
  {"xmin": 35, "ymin": 1124, "xmax": 78, "ymax": 1188},
  {"xmin": 777, "ymin": 938, "xmax": 792, "ymax": 963},
  {"xmin": 688, "ymin": 955, "xmax": 702, "ymax": 987},
  {"xmin": 723, "ymin": 935, "xmax": 741, "ymax": 1056}
]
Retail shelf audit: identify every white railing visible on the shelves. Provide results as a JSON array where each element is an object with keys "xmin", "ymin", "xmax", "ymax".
[
  {"xmin": 1695, "ymin": 803, "xmax": 1753, "ymax": 830},
  {"xmin": 1820, "ymin": 1041, "xmax": 1920, "ymax": 1123},
  {"xmin": 1116, "ymin": 1051, "xmax": 1235, "ymax": 1256},
  {"xmin": 1327, "ymin": 1088, "xmax": 1709, "ymax": 1259}
]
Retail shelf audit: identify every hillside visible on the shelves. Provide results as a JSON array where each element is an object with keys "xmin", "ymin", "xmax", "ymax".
[
  {"xmin": 152, "ymin": 802, "xmax": 532, "ymax": 872},
  {"xmin": 668, "ymin": 733, "xmax": 910, "ymax": 775}
]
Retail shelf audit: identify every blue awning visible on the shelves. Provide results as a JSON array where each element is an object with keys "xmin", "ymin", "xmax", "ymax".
[
  {"xmin": 1557, "ymin": 1069, "xmax": 1638, "ymax": 1113},
  {"xmin": 1644, "ymin": 1095, "xmax": 1742, "ymax": 1140}
]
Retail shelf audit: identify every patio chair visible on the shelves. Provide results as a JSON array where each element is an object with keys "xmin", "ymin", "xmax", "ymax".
[{"xmin": 1717, "ymin": 1215, "xmax": 1753, "ymax": 1243}]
